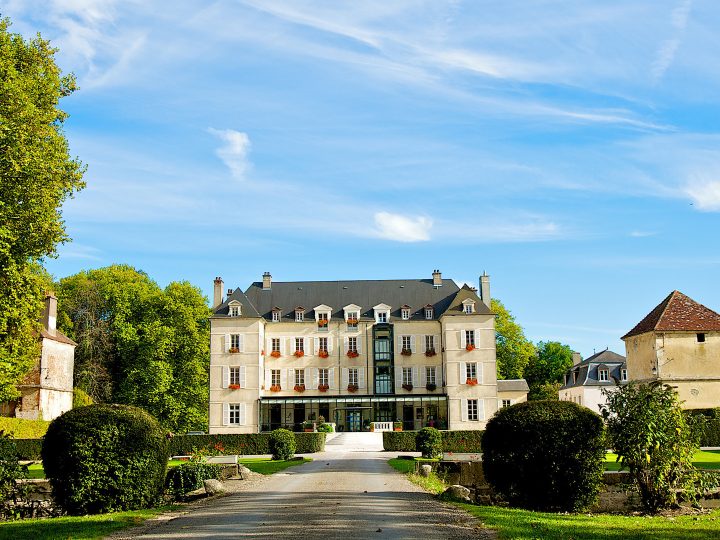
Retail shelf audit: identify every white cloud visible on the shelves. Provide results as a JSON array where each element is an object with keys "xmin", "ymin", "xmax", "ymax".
[
  {"xmin": 683, "ymin": 178, "xmax": 720, "ymax": 211},
  {"xmin": 208, "ymin": 129, "xmax": 252, "ymax": 180},
  {"xmin": 651, "ymin": 0, "xmax": 693, "ymax": 83},
  {"xmin": 372, "ymin": 212, "xmax": 433, "ymax": 242},
  {"xmin": 629, "ymin": 230, "xmax": 655, "ymax": 237}
]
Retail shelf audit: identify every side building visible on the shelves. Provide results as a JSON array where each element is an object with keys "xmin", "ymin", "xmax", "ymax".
[
  {"xmin": 622, "ymin": 290, "xmax": 720, "ymax": 409},
  {"xmin": 209, "ymin": 270, "xmax": 527, "ymax": 433},
  {"xmin": 558, "ymin": 349, "xmax": 627, "ymax": 413}
]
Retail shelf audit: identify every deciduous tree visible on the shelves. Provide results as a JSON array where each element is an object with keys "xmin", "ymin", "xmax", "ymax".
[
  {"xmin": 524, "ymin": 341, "xmax": 574, "ymax": 400},
  {"xmin": 492, "ymin": 299, "xmax": 535, "ymax": 380}
]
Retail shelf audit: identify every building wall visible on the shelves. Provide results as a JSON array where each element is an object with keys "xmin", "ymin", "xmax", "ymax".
[
  {"xmin": 497, "ymin": 389, "xmax": 527, "ymax": 408},
  {"xmin": 624, "ymin": 332, "xmax": 659, "ymax": 381}
]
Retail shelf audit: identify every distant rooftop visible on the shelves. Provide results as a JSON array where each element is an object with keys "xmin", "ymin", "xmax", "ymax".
[{"xmin": 622, "ymin": 291, "xmax": 720, "ymax": 339}]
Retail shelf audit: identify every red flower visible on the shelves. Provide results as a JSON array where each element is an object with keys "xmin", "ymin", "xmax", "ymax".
[
  {"xmin": 347, "ymin": 384, "xmax": 359, "ymax": 392},
  {"xmin": 347, "ymin": 350, "xmax": 359, "ymax": 358},
  {"xmin": 466, "ymin": 378, "xmax": 478, "ymax": 386},
  {"xmin": 294, "ymin": 384, "xmax": 305, "ymax": 392},
  {"xmin": 466, "ymin": 344, "xmax": 475, "ymax": 352},
  {"xmin": 318, "ymin": 384, "xmax": 329, "ymax": 392},
  {"xmin": 294, "ymin": 350, "xmax": 305, "ymax": 358},
  {"xmin": 270, "ymin": 350, "xmax": 281, "ymax": 358},
  {"xmin": 319, "ymin": 350, "xmax": 329, "ymax": 358},
  {"xmin": 228, "ymin": 384, "xmax": 241, "ymax": 390},
  {"xmin": 270, "ymin": 385, "xmax": 281, "ymax": 392}
]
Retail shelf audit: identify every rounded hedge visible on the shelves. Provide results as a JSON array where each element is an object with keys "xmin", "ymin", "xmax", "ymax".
[
  {"xmin": 416, "ymin": 427, "xmax": 442, "ymax": 459},
  {"xmin": 269, "ymin": 428, "xmax": 295, "ymax": 460},
  {"xmin": 482, "ymin": 400, "xmax": 605, "ymax": 512},
  {"xmin": 42, "ymin": 404, "xmax": 170, "ymax": 515}
]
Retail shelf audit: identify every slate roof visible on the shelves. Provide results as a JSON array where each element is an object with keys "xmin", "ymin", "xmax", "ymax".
[
  {"xmin": 213, "ymin": 277, "xmax": 491, "ymax": 321},
  {"xmin": 560, "ymin": 349, "xmax": 626, "ymax": 389},
  {"xmin": 622, "ymin": 291, "xmax": 720, "ymax": 339},
  {"xmin": 497, "ymin": 379, "xmax": 529, "ymax": 392}
]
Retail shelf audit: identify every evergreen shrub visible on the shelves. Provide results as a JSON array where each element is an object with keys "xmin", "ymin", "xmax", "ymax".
[
  {"xmin": 165, "ymin": 462, "xmax": 221, "ymax": 498},
  {"xmin": 416, "ymin": 427, "xmax": 442, "ymax": 459},
  {"xmin": 42, "ymin": 404, "xmax": 170, "ymax": 515},
  {"xmin": 0, "ymin": 432, "xmax": 26, "ymax": 501},
  {"xmin": 269, "ymin": 428, "xmax": 296, "ymax": 460},
  {"xmin": 483, "ymin": 400, "xmax": 605, "ymax": 512},
  {"xmin": 13, "ymin": 438, "xmax": 43, "ymax": 460},
  {"xmin": 168, "ymin": 432, "xmax": 325, "ymax": 455}
]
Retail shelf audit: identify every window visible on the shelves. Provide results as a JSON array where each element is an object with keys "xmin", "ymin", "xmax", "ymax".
[
  {"xmin": 501, "ymin": 399, "xmax": 511, "ymax": 408},
  {"xmin": 401, "ymin": 308, "xmax": 410, "ymax": 320},
  {"xmin": 295, "ymin": 310, "xmax": 304, "ymax": 322},
  {"xmin": 272, "ymin": 310, "xmax": 280, "ymax": 322},
  {"xmin": 402, "ymin": 367, "xmax": 413, "ymax": 386},
  {"xmin": 698, "ymin": 333, "xmax": 706, "ymax": 343},
  {"xmin": 318, "ymin": 368, "xmax": 329, "ymax": 387},
  {"xmin": 425, "ymin": 335, "xmax": 435, "ymax": 352},
  {"xmin": 348, "ymin": 337, "xmax": 358, "ymax": 353},
  {"xmin": 230, "ymin": 334, "xmax": 241, "ymax": 351},
  {"xmin": 465, "ymin": 330, "xmax": 476, "ymax": 347},
  {"xmin": 271, "ymin": 338, "xmax": 281, "ymax": 353},
  {"xmin": 318, "ymin": 337, "xmax": 328, "ymax": 353},
  {"xmin": 598, "ymin": 369, "xmax": 609, "ymax": 382},
  {"xmin": 467, "ymin": 399, "xmax": 479, "ymax": 421},
  {"xmin": 347, "ymin": 312, "xmax": 358, "ymax": 329},
  {"xmin": 401, "ymin": 335, "xmax": 412, "ymax": 352},
  {"xmin": 230, "ymin": 367, "xmax": 242, "ymax": 386},
  {"xmin": 348, "ymin": 368, "xmax": 358, "ymax": 386},
  {"xmin": 271, "ymin": 369, "xmax": 280, "ymax": 387},
  {"xmin": 466, "ymin": 362, "xmax": 477, "ymax": 381},
  {"xmin": 295, "ymin": 337, "xmax": 304, "ymax": 353},
  {"xmin": 229, "ymin": 404, "xmax": 242, "ymax": 424},
  {"xmin": 463, "ymin": 301, "xmax": 475, "ymax": 314},
  {"xmin": 317, "ymin": 313, "xmax": 329, "ymax": 331},
  {"xmin": 572, "ymin": 371, "xmax": 577, "ymax": 383},
  {"xmin": 229, "ymin": 305, "xmax": 240, "ymax": 317},
  {"xmin": 425, "ymin": 307, "xmax": 433, "ymax": 320},
  {"xmin": 377, "ymin": 312, "xmax": 388, "ymax": 323},
  {"xmin": 295, "ymin": 369, "xmax": 305, "ymax": 386},
  {"xmin": 621, "ymin": 369, "xmax": 628, "ymax": 382},
  {"xmin": 425, "ymin": 366, "xmax": 436, "ymax": 385}
]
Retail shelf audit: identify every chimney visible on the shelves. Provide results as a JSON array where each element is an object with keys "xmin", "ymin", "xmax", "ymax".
[
  {"xmin": 227, "ymin": 288, "xmax": 233, "ymax": 296},
  {"xmin": 43, "ymin": 294, "xmax": 58, "ymax": 333},
  {"xmin": 479, "ymin": 272, "xmax": 491, "ymax": 308},
  {"xmin": 262, "ymin": 272, "xmax": 272, "ymax": 290},
  {"xmin": 432, "ymin": 269, "xmax": 442, "ymax": 287},
  {"xmin": 572, "ymin": 351, "xmax": 582, "ymax": 365},
  {"xmin": 213, "ymin": 277, "xmax": 224, "ymax": 309}
]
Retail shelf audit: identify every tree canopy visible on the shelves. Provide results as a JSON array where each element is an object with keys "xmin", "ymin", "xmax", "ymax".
[
  {"xmin": 57, "ymin": 265, "xmax": 210, "ymax": 432},
  {"xmin": 0, "ymin": 18, "xmax": 85, "ymax": 401},
  {"xmin": 524, "ymin": 340, "xmax": 574, "ymax": 400},
  {"xmin": 492, "ymin": 299, "xmax": 536, "ymax": 380}
]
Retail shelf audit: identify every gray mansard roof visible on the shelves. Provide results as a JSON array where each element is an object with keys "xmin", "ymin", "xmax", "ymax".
[
  {"xmin": 213, "ymin": 278, "xmax": 492, "ymax": 321},
  {"xmin": 560, "ymin": 349, "xmax": 626, "ymax": 390}
]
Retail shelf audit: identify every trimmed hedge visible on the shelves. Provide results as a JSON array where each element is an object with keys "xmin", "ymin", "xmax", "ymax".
[
  {"xmin": 383, "ymin": 430, "xmax": 484, "ymax": 453},
  {"xmin": 169, "ymin": 432, "xmax": 325, "ymax": 456},
  {"xmin": 269, "ymin": 429, "xmax": 296, "ymax": 460},
  {"xmin": 686, "ymin": 409, "xmax": 720, "ymax": 447},
  {"xmin": 0, "ymin": 417, "xmax": 50, "ymax": 439},
  {"xmin": 14, "ymin": 438, "xmax": 43, "ymax": 460},
  {"xmin": 165, "ymin": 462, "xmax": 221, "ymax": 497}
]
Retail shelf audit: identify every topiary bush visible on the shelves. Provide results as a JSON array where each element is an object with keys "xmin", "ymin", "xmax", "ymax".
[
  {"xmin": 483, "ymin": 400, "xmax": 605, "ymax": 512},
  {"xmin": 42, "ymin": 404, "xmax": 170, "ymax": 515},
  {"xmin": 269, "ymin": 428, "xmax": 296, "ymax": 460},
  {"xmin": 165, "ymin": 462, "xmax": 221, "ymax": 498},
  {"xmin": 0, "ymin": 432, "xmax": 26, "ymax": 501},
  {"xmin": 416, "ymin": 427, "xmax": 442, "ymax": 459}
]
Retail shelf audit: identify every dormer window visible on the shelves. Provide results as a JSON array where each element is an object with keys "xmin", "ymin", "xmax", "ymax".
[
  {"xmin": 373, "ymin": 304, "xmax": 391, "ymax": 324},
  {"xmin": 598, "ymin": 368, "xmax": 609, "ymax": 382},
  {"xmin": 343, "ymin": 304, "xmax": 361, "ymax": 329},
  {"xmin": 229, "ymin": 306, "xmax": 240, "ymax": 317},
  {"xmin": 401, "ymin": 306, "xmax": 411, "ymax": 320},
  {"xmin": 271, "ymin": 307, "xmax": 281, "ymax": 322},
  {"xmin": 295, "ymin": 307, "xmax": 305, "ymax": 322},
  {"xmin": 314, "ymin": 305, "xmax": 332, "ymax": 331},
  {"xmin": 462, "ymin": 299, "xmax": 476, "ymax": 314},
  {"xmin": 621, "ymin": 368, "xmax": 628, "ymax": 382},
  {"xmin": 424, "ymin": 305, "xmax": 434, "ymax": 320}
]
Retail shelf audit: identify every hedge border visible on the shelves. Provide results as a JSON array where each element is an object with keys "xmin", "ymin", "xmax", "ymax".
[
  {"xmin": 382, "ymin": 430, "xmax": 484, "ymax": 453},
  {"xmin": 168, "ymin": 432, "xmax": 325, "ymax": 456}
]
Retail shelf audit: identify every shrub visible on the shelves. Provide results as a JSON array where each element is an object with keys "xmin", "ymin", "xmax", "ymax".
[
  {"xmin": 168, "ymin": 433, "xmax": 325, "ymax": 455},
  {"xmin": 602, "ymin": 382, "xmax": 701, "ymax": 512},
  {"xmin": 382, "ymin": 430, "xmax": 484, "ymax": 453},
  {"xmin": 13, "ymin": 438, "xmax": 43, "ymax": 460},
  {"xmin": 269, "ymin": 429, "xmax": 296, "ymax": 460},
  {"xmin": 316, "ymin": 423, "xmax": 334, "ymax": 433},
  {"xmin": 42, "ymin": 404, "xmax": 170, "ymax": 515},
  {"xmin": 72, "ymin": 387, "xmax": 93, "ymax": 408},
  {"xmin": 383, "ymin": 431, "xmax": 418, "ymax": 451},
  {"xmin": 686, "ymin": 409, "xmax": 720, "ymax": 447},
  {"xmin": 0, "ymin": 417, "xmax": 50, "ymax": 439},
  {"xmin": 483, "ymin": 400, "xmax": 605, "ymax": 512},
  {"xmin": 416, "ymin": 428, "xmax": 442, "ymax": 459},
  {"xmin": 0, "ymin": 432, "xmax": 26, "ymax": 501},
  {"xmin": 165, "ymin": 462, "xmax": 221, "ymax": 498}
]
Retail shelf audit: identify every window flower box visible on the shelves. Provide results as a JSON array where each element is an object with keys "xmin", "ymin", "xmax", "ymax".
[
  {"xmin": 270, "ymin": 385, "xmax": 281, "ymax": 392},
  {"xmin": 466, "ymin": 378, "xmax": 478, "ymax": 386},
  {"xmin": 294, "ymin": 350, "xmax": 304, "ymax": 358},
  {"xmin": 317, "ymin": 319, "xmax": 328, "ymax": 327},
  {"xmin": 318, "ymin": 350, "xmax": 329, "ymax": 358},
  {"xmin": 347, "ymin": 384, "xmax": 359, "ymax": 393},
  {"xmin": 270, "ymin": 350, "xmax": 281, "ymax": 358},
  {"xmin": 229, "ymin": 347, "xmax": 240, "ymax": 353},
  {"xmin": 294, "ymin": 384, "xmax": 305, "ymax": 393},
  {"xmin": 426, "ymin": 383, "xmax": 437, "ymax": 391},
  {"xmin": 466, "ymin": 344, "xmax": 475, "ymax": 352},
  {"xmin": 401, "ymin": 383, "xmax": 413, "ymax": 391},
  {"xmin": 346, "ymin": 350, "xmax": 359, "ymax": 358},
  {"xmin": 228, "ymin": 384, "xmax": 241, "ymax": 390},
  {"xmin": 425, "ymin": 349, "xmax": 437, "ymax": 357},
  {"xmin": 400, "ymin": 348, "xmax": 412, "ymax": 356},
  {"xmin": 346, "ymin": 318, "xmax": 358, "ymax": 325},
  {"xmin": 318, "ymin": 384, "xmax": 329, "ymax": 392}
]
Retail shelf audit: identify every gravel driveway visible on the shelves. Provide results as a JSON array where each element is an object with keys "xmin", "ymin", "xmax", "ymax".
[{"xmin": 110, "ymin": 434, "xmax": 493, "ymax": 539}]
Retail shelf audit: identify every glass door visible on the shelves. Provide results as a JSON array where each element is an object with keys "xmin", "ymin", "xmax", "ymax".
[{"xmin": 346, "ymin": 410, "xmax": 361, "ymax": 432}]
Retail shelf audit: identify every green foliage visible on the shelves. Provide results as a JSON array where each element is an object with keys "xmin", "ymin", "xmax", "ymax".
[
  {"xmin": 56, "ymin": 265, "xmax": 211, "ymax": 431},
  {"xmin": 13, "ymin": 439, "xmax": 43, "ymax": 460},
  {"xmin": 686, "ymin": 409, "xmax": 720, "ymax": 447},
  {"xmin": 0, "ymin": 18, "xmax": 85, "ymax": 401},
  {"xmin": 416, "ymin": 427, "xmax": 443, "ymax": 458},
  {"xmin": 168, "ymin": 433, "xmax": 325, "ymax": 455},
  {"xmin": 0, "ymin": 432, "xmax": 26, "ymax": 501},
  {"xmin": 483, "ymin": 400, "xmax": 606, "ymax": 512},
  {"xmin": 383, "ymin": 430, "xmax": 418, "ymax": 451},
  {"xmin": 72, "ymin": 387, "xmax": 93, "ymax": 408},
  {"xmin": 601, "ymin": 382, "xmax": 701, "ymax": 512},
  {"xmin": 269, "ymin": 429, "xmax": 296, "ymax": 460},
  {"xmin": 165, "ymin": 462, "xmax": 221, "ymax": 498},
  {"xmin": 42, "ymin": 404, "xmax": 170, "ymax": 515},
  {"xmin": 492, "ymin": 299, "xmax": 536, "ymax": 380},
  {"xmin": 382, "ymin": 430, "xmax": 484, "ymax": 453},
  {"xmin": 0, "ymin": 417, "xmax": 49, "ymax": 439},
  {"xmin": 316, "ymin": 423, "xmax": 334, "ymax": 433},
  {"xmin": 524, "ymin": 341, "xmax": 573, "ymax": 399}
]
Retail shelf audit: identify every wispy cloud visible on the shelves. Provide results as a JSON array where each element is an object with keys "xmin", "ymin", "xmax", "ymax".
[
  {"xmin": 629, "ymin": 230, "xmax": 656, "ymax": 237},
  {"xmin": 208, "ymin": 129, "xmax": 252, "ymax": 180},
  {"xmin": 651, "ymin": 0, "xmax": 692, "ymax": 83},
  {"xmin": 372, "ymin": 212, "xmax": 433, "ymax": 242},
  {"xmin": 683, "ymin": 177, "xmax": 720, "ymax": 211}
]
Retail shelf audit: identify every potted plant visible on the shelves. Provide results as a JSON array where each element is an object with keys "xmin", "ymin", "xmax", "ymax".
[
  {"xmin": 466, "ymin": 377, "xmax": 478, "ymax": 386},
  {"xmin": 425, "ymin": 348, "xmax": 436, "ymax": 357},
  {"xmin": 294, "ymin": 384, "xmax": 306, "ymax": 392},
  {"xmin": 229, "ymin": 347, "xmax": 240, "ymax": 353},
  {"xmin": 270, "ymin": 384, "xmax": 281, "ymax": 392},
  {"xmin": 318, "ymin": 384, "xmax": 329, "ymax": 392},
  {"xmin": 347, "ymin": 384, "xmax": 359, "ymax": 393},
  {"xmin": 303, "ymin": 420, "xmax": 314, "ymax": 432},
  {"xmin": 270, "ymin": 350, "xmax": 281, "ymax": 358},
  {"xmin": 393, "ymin": 421, "xmax": 403, "ymax": 432},
  {"xmin": 426, "ymin": 383, "xmax": 437, "ymax": 391},
  {"xmin": 318, "ymin": 350, "xmax": 329, "ymax": 358},
  {"xmin": 294, "ymin": 350, "xmax": 304, "ymax": 358},
  {"xmin": 228, "ymin": 383, "xmax": 241, "ymax": 390},
  {"xmin": 466, "ymin": 343, "xmax": 475, "ymax": 352},
  {"xmin": 401, "ymin": 348, "xmax": 412, "ymax": 356},
  {"xmin": 347, "ymin": 350, "xmax": 359, "ymax": 358},
  {"xmin": 401, "ymin": 383, "xmax": 413, "ymax": 391}
]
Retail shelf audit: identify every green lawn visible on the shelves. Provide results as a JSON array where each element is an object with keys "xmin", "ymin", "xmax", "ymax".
[
  {"xmin": 387, "ymin": 457, "xmax": 439, "ymax": 474},
  {"xmin": 604, "ymin": 450, "xmax": 720, "ymax": 471},
  {"xmin": 460, "ymin": 504, "xmax": 720, "ymax": 540},
  {"xmin": 0, "ymin": 505, "xmax": 182, "ymax": 540}
]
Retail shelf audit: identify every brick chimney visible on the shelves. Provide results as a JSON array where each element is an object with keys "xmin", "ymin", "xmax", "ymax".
[
  {"xmin": 213, "ymin": 277, "xmax": 224, "ymax": 309},
  {"xmin": 572, "ymin": 351, "xmax": 582, "ymax": 365},
  {"xmin": 479, "ymin": 272, "xmax": 491, "ymax": 308},
  {"xmin": 43, "ymin": 294, "xmax": 58, "ymax": 333},
  {"xmin": 432, "ymin": 269, "xmax": 442, "ymax": 287},
  {"xmin": 262, "ymin": 272, "xmax": 272, "ymax": 290}
]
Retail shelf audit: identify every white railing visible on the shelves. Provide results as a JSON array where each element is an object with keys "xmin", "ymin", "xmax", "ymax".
[{"xmin": 372, "ymin": 422, "xmax": 393, "ymax": 432}]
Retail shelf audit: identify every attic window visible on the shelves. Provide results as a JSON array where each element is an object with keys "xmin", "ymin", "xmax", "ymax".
[
  {"xmin": 598, "ymin": 369, "xmax": 609, "ymax": 382},
  {"xmin": 621, "ymin": 369, "xmax": 628, "ymax": 381},
  {"xmin": 271, "ymin": 308, "xmax": 281, "ymax": 322},
  {"xmin": 295, "ymin": 308, "xmax": 305, "ymax": 322},
  {"xmin": 424, "ymin": 306, "xmax": 434, "ymax": 320},
  {"xmin": 401, "ymin": 307, "xmax": 411, "ymax": 320},
  {"xmin": 462, "ymin": 299, "xmax": 476, "ymax": 314},
  {"xmin": 228, "ymin": 304, "xmax": 241, "ymax": 317},
  {"xmin": 697, "ymin": 333, "xmax": 706, "ymax": 343}
]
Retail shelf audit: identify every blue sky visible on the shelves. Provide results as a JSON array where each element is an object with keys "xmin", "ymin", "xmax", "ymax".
[{"xmin": 6, "ymin": 0, "xmax": 720, "ymax": 358}]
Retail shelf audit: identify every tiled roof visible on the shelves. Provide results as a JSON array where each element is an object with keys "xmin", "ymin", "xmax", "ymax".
[
  {"xmin": 622, "ymin": 291, "xmax": 720, "ymax": 339},
  {"xmin": 40, "ymin": 328, "xmax": 77, "ymax": 346},
  {"xmin": 497, "ymin": 379, "xmax": 529, "ymax": 392}
]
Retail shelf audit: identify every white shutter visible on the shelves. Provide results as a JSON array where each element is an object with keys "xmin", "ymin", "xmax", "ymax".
[
  {"xmin": 311, "ymin": 368, "xmax": 319, "ymax": 388},
  {"xmin": 412, "ymin": 367, "xmax": 419, "ymax": 387},
  {"xmin": 342, "ymin": 368, "xmax": 349, "ymax": 387},
  {"xmin": 461, "ymin": 399, "xmax": 468, "ymax": 422},
  {"xmin": 223, "ymin": 402, "xmax": 230, "ymax": 426},
  {"xmin": 280, "ymin": 369, "xmax": 288, "ymax": 390},
  {"xmin": 239, "ymin": 403, "xmax": 246, "ymax": 425},
  {"xmin": 460, "ymin": 330, "xmax": 466, "ymax": 349},
  {"xmin": 266, "ymin": 338, "xmax": 272, "ymax": 356},
  {"xmin": 421, "ymin": 336, "xmax": 427, "ymax": 353},
  {"xmin": 356, "ymin": 337, "xmax": 362, "ymax": 354},
  {"xmin": 225, "ymin": 334, "xmax": 231, "ymax": 352},
  {"xmin": 344, "ymin": 337, "xmax": 349, "ymax": 354},
  {"xmin": 265, "ymin": 368, "xmax": 271, "ymax": 388},
  {"xmin": 460, "ymin": 362, "xmax": 467, "ymax": 384},
  {"xmin": 237, "ymin": 334, "xmax": 244, "ymax": 353},
  {"xmin": 478, "ymin": 399, "xmax": 485, "ymax": 421},
  {"xmin": 327, "ymin": 336, "xmax": 333, "ymax": 353},
  {"xmin": 222, "ymin": 366, "xmax": 229, "ymax": 388},
  {"xmin": 239, "ymin": 366, "xmax": 246, "ymax": 388},
  {"xmin": 476, "ymin": 362, "xmax": 483, "ymax": 384},
  {"xmin": 397, "ymin": 335, "xmax": 403, "ymax": 352},
  {"xmin": 304, "ymin": 337, "xmax": 311, "ymax": 356},
  {"xmin": 314, "ymin": 338, "xmax": 320, "ymax": 355},
  {"xmin": 288, "ymin": 368, "xmax": 295, "ymax": 387},
  {"xmin": 420, "ymin": 366, "xmax": 427, "ymax": 386},
  {"xmin": 410, "ymin": 336, "xmax": 416, "ymax": 353},
  {"xmin": 329, "ymin": 367, "xmax": 336, "ymax": 390},
  {"xmin": 435, "ymin": 335, "xmax": 441, "ymax": 352},
  {"xmin": 280, "ymin": 338, "xmax": 286, "ymax": 356},
  {"xmin": 358, "ymin": 368, "xmax": 366, "ymax": 389},
  {"xmin": 395, "ymin": 367, "xmax": 403, "ymax": 389}
]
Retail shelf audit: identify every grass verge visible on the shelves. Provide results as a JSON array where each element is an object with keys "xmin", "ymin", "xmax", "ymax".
[
  {"xmin": 604, "ymin": 449, "xmax": 720, "ymax": 471},
  {"xmin": 388, "ymin": 457, "xmax": 446, "ymax": 494}
]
